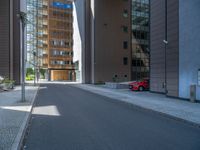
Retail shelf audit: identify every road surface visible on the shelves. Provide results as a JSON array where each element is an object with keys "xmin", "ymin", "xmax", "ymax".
[{"xmin": 24, "ymin": 84, "xmax": 200, "ymax": 150}]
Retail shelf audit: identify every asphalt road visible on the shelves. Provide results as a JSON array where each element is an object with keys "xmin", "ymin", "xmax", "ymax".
[{"xmin": 24, "ymin": 84, "xmax": 200, "ymax": 150}]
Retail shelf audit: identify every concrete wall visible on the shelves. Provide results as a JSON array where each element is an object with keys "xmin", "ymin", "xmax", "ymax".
[
  {"xmin": 90, "ymin": 0, "xmax": 95, "ymax": 83},
  {"xmin": 20, "ymin": 0, "xmax": 26, "ymax": 12},
  {"xmin": 92, "ymin": 0, "xmax": 131, "ymax": 83},
  {"xmin": 179, "ymin": 0, "xmax": 200, "ymax": 101},
  {"xmin": 73, "ymin": 0, "xmax": 85, "ymax": 82}
]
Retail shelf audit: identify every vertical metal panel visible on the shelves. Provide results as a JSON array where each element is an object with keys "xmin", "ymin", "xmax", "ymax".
[
  {"xmin": 150, "ymin": 0, "xmax": 166, "ymax": 93},
  {"xmin": 10, "ymin": 0, "xmax": 14, "ymax": 80},
  {"xmin": 13, "ymin": 0, "xmax": 21, "ymax": 84},
  {"xmin": 150, "ymin": 0, "xmax": 179, "ymax": 96},
  {"xmin": 0, "ymin": 1, "xmax": 10, "ymax": 77},
  {"xmin": 84, "ymin": 0, "xmax": 92, "ymax": 83},
  {"xmin": 166, "ymin": 0, "xmax": 179, "ymax": 97}
]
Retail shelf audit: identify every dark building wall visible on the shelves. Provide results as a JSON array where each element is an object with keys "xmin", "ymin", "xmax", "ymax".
[
  {"xmin": 0, "ymin": 0, "xmax": 21, "ymax": 84},
  {"xmin": 13, "ymin": 0, "xmax": 21, "ymax": 84},
  {"xmin": 0, "ymin": 1, "xmax": 10, "ymax": 78},
  {"xmin": 84, "ymin": 0, "xmax": 92, "ymax": 83},
  {"xmin": 166, "ymin": 0, "xmax": 179, "ymax": 97},
  {"xmin": 92, "ymin": 0, "xmax": 131, "ymax": 83},
  {"xmin": 150, "ymin": 0, "xmax": 166, "ymax": 93},
  {"xmin": 150, "ymin": 0, "xmax": 179, "ymax": 97}
]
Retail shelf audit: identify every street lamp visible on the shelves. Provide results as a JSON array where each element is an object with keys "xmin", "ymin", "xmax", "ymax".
[
  {"xmin": 163, "ymin": 40, "xmax": 168, "ymax": 44},
  {"xmin": 163, "ymin": 39, "xmax": 168, "ymax": 94},
  {"xmin": 33, "ymin": 51, "xmax": 36, "ymax": 86},
  {"xmin": 18, "ymin": 12, "xmax": 28, "ymax": 102}
]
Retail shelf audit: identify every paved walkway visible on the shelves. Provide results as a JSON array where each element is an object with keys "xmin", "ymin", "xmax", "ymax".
[
  {"xmin": 0, "ymin": 86, "xmax": 38, "ymax": 150},
  {"xmin": 74, "ymin": 84, "xmax": 200, "ymax": 126}
]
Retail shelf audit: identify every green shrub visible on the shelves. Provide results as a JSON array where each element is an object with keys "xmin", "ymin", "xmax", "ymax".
[
  {"xmin": 1, "ymin": 77, "xmax": 15, "ymax": 89},
  {"xmin": 2, "ymin": 77, "xmax": 15, "ymax": 84},
  {"xmin": 26, "ymin": 68, "xmax": 34, "ymax": 77},
  {"xmin": 26, "ymin": 75, "xmax": 34, "ymax": 81},
  {"xmin": 40, "ymin": 69, "xmax": 45, "ymax": 76}
]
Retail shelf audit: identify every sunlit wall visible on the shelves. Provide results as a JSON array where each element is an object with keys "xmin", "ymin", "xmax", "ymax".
[{"xmin": 179, "ymin": 0, "xmax": 200, "ymax": 101}]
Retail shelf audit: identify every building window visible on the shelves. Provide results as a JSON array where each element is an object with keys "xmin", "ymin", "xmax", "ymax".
[
  {"xmin": 123, "ymin": 57, "xmax": 128, "ymax": 65},
  {"xmin": 123, "ymin": 41, "xmax": 128, "ymax": 49},
  {"xmin": 122, "ymin": 26, "xmax": 128, "ymax": 33},
  {"xmin": 123, "ymin": 9, "xmax": 128, "ymax": 18},
  {"xmin": 198, "ymin": 69, "xmax": 200, "ymax": 86}
]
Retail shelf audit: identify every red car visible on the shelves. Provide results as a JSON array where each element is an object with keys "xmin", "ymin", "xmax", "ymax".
[{"xmin": 129, "ymin": 79, "xmax": 149, "ymax": 91}]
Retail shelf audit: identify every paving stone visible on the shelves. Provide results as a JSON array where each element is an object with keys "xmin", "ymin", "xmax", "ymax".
[{"xmin": 0, "ymin": 86, "xmax": 38, "ymax": 150}]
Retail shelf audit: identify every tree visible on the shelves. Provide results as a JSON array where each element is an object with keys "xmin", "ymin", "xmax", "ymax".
[{"xmin": 26, "ymin": 68, "xmax": 34, "ymax": 77}]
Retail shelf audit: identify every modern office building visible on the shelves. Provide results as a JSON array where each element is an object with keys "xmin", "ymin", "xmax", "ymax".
[
  {"xmin": 0, "ymin": 0, "xmax": 22, "ymax": 84},
  {"xmin": 27, "ymin": 0, "xmax": 150, "ymax": 83},
  {"xmin": 27, "ymin": 0, "xmax": 76, "ymax": 81},
  {"xmin": 150, "ymin": 0, "xmax": 200, "ymax": 101},
  {"xmin": 82, "ymin": 0, "xmax": 150, "ymax": 83},
  {"xmin": 81, "ymin": 0, "xmax": 200, "ymax": 101},
  {"xmin": 1, "ymin": 0, "xmax": 198, "ymax": 101},
  {"xmin": 84, "ymin": 0, "xmax": 132, "ymax": 84}
]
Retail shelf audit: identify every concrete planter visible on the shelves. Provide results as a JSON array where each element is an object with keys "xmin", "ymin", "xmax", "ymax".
[
  {"xmin": 1, "ymin": 83, "xmax": 14, "ymax": 91},
  {"xmin": 105, "ymin": 82, "xmax": 129, "ymax": 89}
]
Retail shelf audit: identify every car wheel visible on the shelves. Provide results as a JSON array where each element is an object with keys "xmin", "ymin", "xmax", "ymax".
[{"xmin": 139, "ymin": 86, "xmax": 144, "ymax": 91}]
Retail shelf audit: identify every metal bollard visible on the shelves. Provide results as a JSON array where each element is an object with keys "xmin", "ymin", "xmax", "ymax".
[{"xmin": 190, "ymin": 85, "xmax": 196, "ymax": 103}]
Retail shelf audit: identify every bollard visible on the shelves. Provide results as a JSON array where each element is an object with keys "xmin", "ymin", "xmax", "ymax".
[{"xmin": 190, "ymin": 85, "xmax": 196, "ymax": 103}]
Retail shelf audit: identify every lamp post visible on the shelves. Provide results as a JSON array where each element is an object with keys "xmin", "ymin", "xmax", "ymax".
[
  {"xmin": 163, "ymin": 0, "xmax": 168, "ymax": 95},
  {"xmin": 33, "ymin": 51, "xmax": 36, "ymax": 86},
  {"xmin": 163, "ymin": 40, "xmax": 168, "ymax": 94},
  {"xmin": 18, "ymin": 12, "xmax": 28, "ymax": 102}
]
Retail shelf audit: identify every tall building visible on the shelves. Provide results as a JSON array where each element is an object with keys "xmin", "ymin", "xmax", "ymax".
[
  {"xmin": 0, "ymin": 0, "xmax": 22, "ymax": 84},
  {"xmin": 85, "ymin": 0, "xmax": 132, "ymax": 83},
  {"xmin": 83, "ymin": 0, "xmax": 200, "ymax": 101},
  {"xmin": 27, "ymin": 0, "xmax": 76, "ymax": 81},
  {"xmin": 26, "ymin": 0, "xmax": 150, "ymax": 84},
  {"xmin": 150, "ymin": 0, "xmax": 200, "ymax": 100},
  {"xmin": 83, "ymin": 0, "xmax": 150, "ymax": 84}
]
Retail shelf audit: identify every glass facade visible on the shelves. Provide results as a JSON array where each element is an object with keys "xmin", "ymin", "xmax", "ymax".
[
  {"xmin": 131, "ymin": 0, "xmax": 150, "ymax": 81},
  {"xmin": 27, "ymin": 0, "xmax": 48, "ymax": 69},
  {"xmin": 27, "ymin": 0, "xmax": 39, "ymax": 68}
]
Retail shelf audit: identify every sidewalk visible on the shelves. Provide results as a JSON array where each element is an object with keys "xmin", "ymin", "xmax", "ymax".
[
  {"xmin": 0, "ymin": 85, "xmax": 38, "ymax": 150},
  {"xmin": 75, "ymin": 84, "xmax": 200, "ymax": 127}
]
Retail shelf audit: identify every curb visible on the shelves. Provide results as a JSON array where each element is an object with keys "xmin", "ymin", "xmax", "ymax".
[
  {"xmin": 11, "ymin": 85, "xmax": 40, "ymax": 150},
  {"xmin": 74, "ymin": 85, "xmax": 200, "ymax": 128}
]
